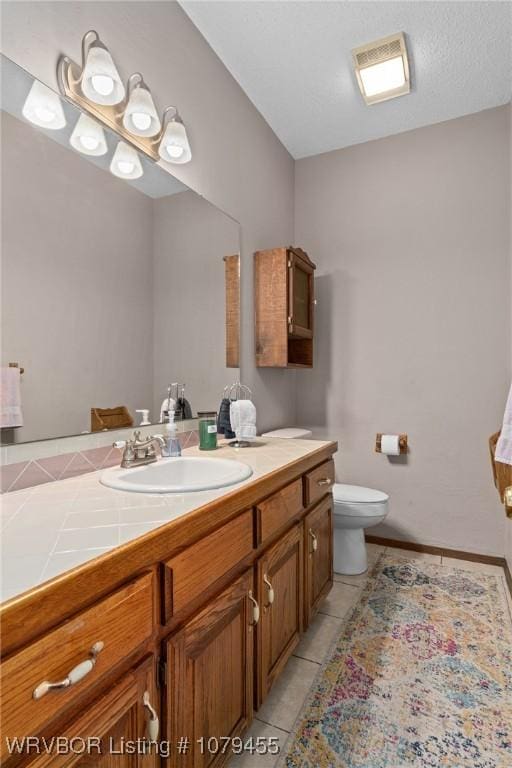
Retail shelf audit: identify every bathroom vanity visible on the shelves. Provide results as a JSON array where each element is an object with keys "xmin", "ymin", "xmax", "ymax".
[{"xmin": 0, "ymin": 438, "xmax": 336, "ymax": 766}]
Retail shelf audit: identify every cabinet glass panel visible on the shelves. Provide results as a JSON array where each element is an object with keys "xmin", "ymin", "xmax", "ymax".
[{"xmin": 292, "ymin": 264, "xmax": 311, "ymax": 331}]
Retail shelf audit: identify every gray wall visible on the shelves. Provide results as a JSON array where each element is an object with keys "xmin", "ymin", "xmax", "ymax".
[
  {"xmin": 153, "ymin": 191, "xmax": 239, "ymax": 416},
  {"xmin": 1, "ymin": 110, "xmax": 154, "ymax": 441},
  {"xmin": 295, "ymin": 106, "xmax": 511, "ymax": 557},
  {"xmin": 1, "ymin": 0, "xmax": 296, "ymax": 433}
]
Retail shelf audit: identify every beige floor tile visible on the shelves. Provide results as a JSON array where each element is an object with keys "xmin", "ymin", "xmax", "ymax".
[
  {"xmin": 319, "ymin": 581, "xmax": 362, "ymax": 619},
  {"xmin": 441, "ymin": 557, "xmax": 505, "ymax": 576},
  {"xmin": 229, "ymin": 720, "xmax": 287, "ymax": 768},
  {"xmin": 256, "ymin": 656, "xmax": 318, "ymax": 732},
  {"xmin": 294, "ymin": 613, "xmax": 342, "ymax": 663},
  {"xmin": 385, "ymin": 547, "xmax": 441, "ymax": 564}
]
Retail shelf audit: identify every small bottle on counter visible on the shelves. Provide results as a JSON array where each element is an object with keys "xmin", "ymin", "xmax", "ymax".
[
  {"xmin": 198, "ymin": 411, "xmax": 218, "ymax": 450},
  {"xmin": 160, "ymin": 411, "xmax": 181, "ymax": 457}
]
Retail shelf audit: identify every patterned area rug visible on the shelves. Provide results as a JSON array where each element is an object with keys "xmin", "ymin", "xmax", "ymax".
[{"xmin": 281, "ymin": 556, "xmax": 512, "ymax": 768}]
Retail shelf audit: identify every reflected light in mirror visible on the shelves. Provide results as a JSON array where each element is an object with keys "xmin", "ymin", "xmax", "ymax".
[
  {"xmin": 158, "ymin": 118, "xmax": 192, "ymax": 164},
  {"xmin": 110, "ymin": 140, "xmax": 143, "ymax": 179},
  {"xmin": 22, "ymin": 80, "xmax": 66, "ymax": 130},
  {"xmin": 70, "ymin": 113, "xmax": 108, "ymax": 156}
]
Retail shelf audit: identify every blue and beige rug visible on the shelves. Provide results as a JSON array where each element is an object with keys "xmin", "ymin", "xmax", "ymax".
[{"xmin": 281, "ymin": 556, "xmax": 512, "ymax": 768}]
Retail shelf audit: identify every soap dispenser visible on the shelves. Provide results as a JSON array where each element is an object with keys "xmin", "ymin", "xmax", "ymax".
[{"xmin": 162, "ymin": 412, "xmax": 181, "ymax": 458}]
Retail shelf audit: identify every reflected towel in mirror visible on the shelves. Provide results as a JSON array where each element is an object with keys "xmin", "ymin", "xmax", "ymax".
[{"xmin": 1, "ymin": 367, "xmax": 23, "ymax": 428}]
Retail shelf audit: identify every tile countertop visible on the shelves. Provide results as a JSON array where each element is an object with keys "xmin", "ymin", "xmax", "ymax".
[{"xmin": 0, "ymin": 438, "xmax": 333, "ymax": 604}]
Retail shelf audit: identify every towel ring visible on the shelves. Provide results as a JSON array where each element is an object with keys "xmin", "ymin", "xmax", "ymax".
[
  {"xmin": 227, "ymin": 382, "xmax": 252, "ymax": 402},
  {"xmin": 223, "ymin": 381, "xmax": 253, "ymax": 448}
]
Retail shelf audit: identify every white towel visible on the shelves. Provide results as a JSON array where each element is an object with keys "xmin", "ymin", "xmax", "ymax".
[
  {"xmin": 0, "ymin": 367, "xmax": 23, "ymax": 428},
  {"xmin": 160, "ymin": 397, "xmax": 176, "ymax": 423},
  {"xmin": 230, "ymin": 399, "xmax": 257, "ymax": 440},
  {"xmin": 496, "ymin": 382, "xmax": 512, "ymax": 465}
]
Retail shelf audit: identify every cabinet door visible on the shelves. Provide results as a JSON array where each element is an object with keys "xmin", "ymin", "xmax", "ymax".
[
  {"xmin": 255, "ymin": 525, "xmax": 303, "ymax": 707},
  {"xmin": 165, "ymin": 570, "xmax": 255, "ymax": 768},
  {"xmin": 287, "ymin": 250, "xmax": 314, "ymax": 339},
  {"xmin": 24, "ymin": 656, "xmax": 159, "ymax": 768},
  {"xmin": 304, "ymin": 497, "xmax": 333, "ymax": 627}
]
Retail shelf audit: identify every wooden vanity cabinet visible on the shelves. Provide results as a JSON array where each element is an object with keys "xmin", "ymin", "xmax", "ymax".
[
  {"xmin": 304, "ymin": 496, "xmax": 334, "ymax": 627},
  {"xmin": 255, "ymin": 524, "xmax": 303, "ymax": 707},
  {"xmin": 1, "ymin": 444, "xmax": 337, "ymax": 768},
  {"xmin": 254, "ymin": 246, "xmax": 316, "ymax": 368},
  {"xmin": 164, "ymin": 569, "xmax": 255, "ymax": 768}
]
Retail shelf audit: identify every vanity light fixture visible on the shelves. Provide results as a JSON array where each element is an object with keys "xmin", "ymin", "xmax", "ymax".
[
  {"xmin": 123, "ymin": 73, "xmax": 161, "ymax": 137},
  {"xmin": 22, "ymin": 80, "xmax": 66, "ymax": 130},
  {"xmin": 352, "ymin": 32, "xmax": 410, "ymax": 105},
  {"xmin": 158, "ymin": 107, "xmax": 192, "ymax": 164},
  {"xmin": 110, "ymin": 140, "xmax": 143, "ymax": 179},
  {"xmin": 80, "ymin": 30, "xmax": 125, "ymax": 106},
  {"xmin": 58, "ymin": 31, "xmax": 192, "ymax": 166},
  {"xmin": 69, "ymin": 113, "xmax": 108, "ymax": 156}
]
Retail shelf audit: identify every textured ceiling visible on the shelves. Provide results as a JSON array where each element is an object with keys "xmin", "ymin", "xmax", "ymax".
[{"xmin": 180, "ymin": 1, "xmax": 512, "ymax": 158}]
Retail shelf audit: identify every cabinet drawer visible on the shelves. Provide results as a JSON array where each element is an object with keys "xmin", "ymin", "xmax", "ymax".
[
  {"xmin": 256, "ymin": 478, "xmax": 303, "ymax": 545},
  {"xmin": 0, "ymin": 573, "xmax": 153, "ymax": 761},
  {"xmin": 163, "ymin": 510, "xmax": 253, "ymax": 620},
  {"xmin": 304, "ymin": 459, "xmax": 335, "ymax": 507}
]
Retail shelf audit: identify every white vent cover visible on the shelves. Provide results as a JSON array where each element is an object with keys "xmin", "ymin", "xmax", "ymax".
[{"xmin": 352, "ymin": 32, "xmax": 410, "ymax": 106}]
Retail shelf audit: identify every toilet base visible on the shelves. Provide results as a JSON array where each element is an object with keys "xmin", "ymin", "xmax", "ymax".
[{"xmin": 334, "ymin": 528, "xmax": 368, "ymax": 575}]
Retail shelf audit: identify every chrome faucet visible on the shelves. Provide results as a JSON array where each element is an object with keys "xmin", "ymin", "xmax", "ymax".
[{"xmin": 114, "ymin": 431, "xmax": 165, "ymax": 469}]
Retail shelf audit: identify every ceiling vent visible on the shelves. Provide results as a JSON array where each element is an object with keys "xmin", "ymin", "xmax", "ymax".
[{"xmin": 352, "ymin": 32, "xmax": 410, "ymax": 106}]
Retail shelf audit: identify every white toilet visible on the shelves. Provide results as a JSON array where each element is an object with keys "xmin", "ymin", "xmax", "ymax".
[
  {"xmin": 261, "ymin": 428, "xmax": 389, "ymax": 576},
  {"xmin": 332, "ymin": 484, "xmax": 389, "ymax": 575}
]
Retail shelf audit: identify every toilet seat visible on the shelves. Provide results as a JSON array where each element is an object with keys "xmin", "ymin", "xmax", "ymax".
[{"xmin": 333, "ymin": 484, "xmax": 388, "ymax": 516}]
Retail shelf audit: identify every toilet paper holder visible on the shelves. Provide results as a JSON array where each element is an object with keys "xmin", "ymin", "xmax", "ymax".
[{"xmin": 375, "ymin": 433, "xmax": 408, "ymax": 454}]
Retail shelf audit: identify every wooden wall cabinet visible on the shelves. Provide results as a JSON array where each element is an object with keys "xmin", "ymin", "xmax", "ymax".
[{"xmin": 254, "ymin": 246, "xmax": 316, "ymax": 368}]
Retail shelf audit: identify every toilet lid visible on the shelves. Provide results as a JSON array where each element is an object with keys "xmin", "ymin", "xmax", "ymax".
[
  {"xmin": 261, "ymin": 428, "xmax": 313, "ymax": 439},
  {"xmin": 333, "ymin": 484, "xmax": 389, "ymax": 504}
]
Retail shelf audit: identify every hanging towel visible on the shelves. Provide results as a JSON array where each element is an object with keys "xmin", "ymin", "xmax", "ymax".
[
  {"xmin": 496, "ymin": 382, "xmax": 512, "ymax": 465},
  {"xmin": 230, "ymin": 399, "xmax": 257, "ymax": 441},
  {"xmin": 0, "ymin": 367, "xmax": 23, "ymax": 428},
  {"xmin": 217, "ymin": 398, "xmax": 235, "ymax": 439}
]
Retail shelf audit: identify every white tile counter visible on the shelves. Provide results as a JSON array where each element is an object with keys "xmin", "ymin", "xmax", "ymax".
[{"xmin": 0, "ymin": 438, "xmax": 332, "ymax": 603}]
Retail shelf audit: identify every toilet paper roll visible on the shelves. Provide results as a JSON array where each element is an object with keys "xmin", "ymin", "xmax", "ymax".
[{"xmin": 380, "ymin": 434, "xmax": 400, "ymax": 456}]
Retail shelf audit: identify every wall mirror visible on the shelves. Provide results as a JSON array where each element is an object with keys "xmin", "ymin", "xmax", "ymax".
[{"xmin": 1, "ymin": 55, "xmax": 241, "ymax": 445}]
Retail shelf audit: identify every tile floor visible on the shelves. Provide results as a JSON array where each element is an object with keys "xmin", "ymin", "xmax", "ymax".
[{"xmin": 231, "ymin": 543, "xmax": 512, "ymax": 767}]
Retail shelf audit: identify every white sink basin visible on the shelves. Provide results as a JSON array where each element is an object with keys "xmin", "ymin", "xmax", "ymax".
[{"xmin": 100, "ymin": 456, "xmax": 253, "ymax": 494}]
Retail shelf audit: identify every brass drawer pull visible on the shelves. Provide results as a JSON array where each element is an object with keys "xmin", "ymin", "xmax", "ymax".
[
  {"xmin": 317, "ymin": 477, "xmax": 332, "ymax": 487},
  {"xmin": 263, "ymin": 574, "xmax": 275, "ymax": 605},
  {"xmin": 309, "ymin": 529, "xmax": 318, "ymax": 552},
  {"xmin": 33, "ymin": 641, "xmax": 104, "ymax": 700},
  {"xmin": 143, "ymin": 691, "xmax": 160, "ymax": 742},
  {"xmin": 248, "ymin": 591, "xmax": 260, "ymax": 625}
]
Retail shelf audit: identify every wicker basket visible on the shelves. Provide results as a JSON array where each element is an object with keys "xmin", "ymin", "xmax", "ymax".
[{"xmin": 91, "ymin": 406, "xmax": 133, "ymax": 432}]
